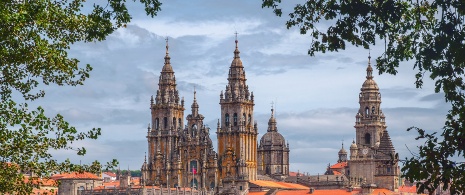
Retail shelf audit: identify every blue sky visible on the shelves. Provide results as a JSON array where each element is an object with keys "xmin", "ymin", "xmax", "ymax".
[{"xmin": 32, "ymin": 0, "xmax": 449, "ymax": 174}]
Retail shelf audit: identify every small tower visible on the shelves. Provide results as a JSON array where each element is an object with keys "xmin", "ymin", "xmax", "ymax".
[
  {"xmin": 338, "ymin": 143, "xmax": 347, "ymax": 163},
  {"xmin": 257, "ymin": 106, "xmax": 290, "ymax": 177}
]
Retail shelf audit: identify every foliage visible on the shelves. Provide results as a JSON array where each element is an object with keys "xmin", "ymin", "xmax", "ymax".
[
  {"xmin": 262, "ymin": 0, "xmax": 465, "ymax": 194},
  {"xmin": 0, "ymin": 0, "xmax": 161, "ymax": 194}
]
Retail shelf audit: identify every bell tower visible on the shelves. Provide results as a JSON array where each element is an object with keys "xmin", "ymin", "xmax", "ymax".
[
  {"xmin": 349, "ymin": 55, "xmax": 399, "ymax": 190},
  {"xmin": 217, "ymin": 37, "xmax": 258, "ymax": 184},
  {"xmin": 145, "ymin": 39, "xmax": 185, "ymax": 187},
  {"xmin": 354, "ymin": 55, "xmax": 386, "ymax": 151}
]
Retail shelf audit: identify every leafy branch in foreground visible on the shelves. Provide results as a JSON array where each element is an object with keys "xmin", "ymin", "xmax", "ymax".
[
  {"xmin": 263, "ymin": 0, "xmax": 465, "ymax": 194},
  {"xmin": 0, "ymin": 0, "xmax": 161, "ymax": 194}
]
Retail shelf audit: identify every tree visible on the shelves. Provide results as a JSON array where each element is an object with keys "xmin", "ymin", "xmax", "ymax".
[
  {"xmin": 262, "ymin": 0, "xmax": 465, "ymax": 194},
  {"xmin": 0, "ymin": 0, "xmax": 161, "ymax": 194}
]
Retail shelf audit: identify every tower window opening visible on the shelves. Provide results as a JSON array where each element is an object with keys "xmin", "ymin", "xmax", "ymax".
[
  {"xmin": 365, "ymin": 133, "xmax": 371, "ymax": 144},
  {"xmin": 248, "ymin": 114, "xmax": 251, "ymax": 125},
  {"xmin": 178, "ymin": 118, "xmax": 182, "ymax": 129},
  {"xmin": 372, "ymin": 106, "xmax": 375, "ymax": 114},
  {"xmin": 164, "ymin": 117, "xmax": 168, "ymax": 129},
  {"xmin": 155, "ymin": 118, "xmax": 159, "ymax": 130},
  {"xmin": 234, "ymin": 113, "xmax": 238, "ymax": 126},
  {"xmin": 173, "ymin": 117, "xmax": 176, "ymax": 129},
  {"xmin": 243, "ymin": 113, "xmax": 246, "ymax": 125},
  {"xmin": 225, "ymin": 114, "xmax": 230, "ymax": 126},
  {"xmin": 365, "ymin": 107, "xmax": 369, "ymax": 117}
]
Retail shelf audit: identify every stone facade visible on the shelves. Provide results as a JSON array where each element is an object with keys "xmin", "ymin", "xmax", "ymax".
[
  {"xmin": 141, "ymin": 38, "xmax": 264, "ymax": 194},
  {"xmin": 257, "ymin": 108, "xmax": 290, "ymax": 177},
  {"xmin": 348, "ymin": 56, "xmax": 400, "ymax": 191}
]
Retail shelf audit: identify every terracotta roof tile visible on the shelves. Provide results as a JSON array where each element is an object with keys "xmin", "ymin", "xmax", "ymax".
[
  {"xmin": 51, "ymin": 172, "xmax": 100, "ymax": 180},
  {"xmin": 277, "ymin": 189, "xmax": 360, "ymax": 195},
  {"xmin": 103, "ymin": 172, "xmax": 117, "ymax": 177},
  {"xmin": 249, "ymin": 191, "xmax": 267, "ymax": 195},
  {"xmin": 398, "ymin": 185, "xmax": 418, "ymax": 193},
  {"xmin": 249, "ymin": 180, "xmax": 308, "ymax": 190},
  {"xmin": 370, "ymin": 189, "xmax": 395, "ymax": 194},
  {"xmin": 330, "ymin": 162, "xmax": 348, "ymax": 169}
]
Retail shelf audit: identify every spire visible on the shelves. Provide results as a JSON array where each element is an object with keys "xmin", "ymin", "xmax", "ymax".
[
  {"xmin": 267, "ymin": 102, "xmax": 277, "ymax": 132},
  {"xmin": 191, "ymin": 87, "xmax": 199, "ymax": 116},
  {"xmin": 377, "ymin": 129, "xmax": 395, "ymax": 157},
  {"xmin": 162, "ymin": 37, "xmax": 173, "ymax": 72},
  {"xmin": 366, "ymin": 51, "xmax": 373, "ymax": 80},
  {"xmin": 231, "ymin": 32, "xmax": 242, "ymax": 67},
  {"xmin": 234, "ymin": 31, "xmax": 240, "ymax": 59}
]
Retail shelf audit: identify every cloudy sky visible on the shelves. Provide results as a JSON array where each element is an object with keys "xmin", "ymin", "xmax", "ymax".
[{"xmin": 32, "ymin": 0, "xmax": 450, "ymax": 174}]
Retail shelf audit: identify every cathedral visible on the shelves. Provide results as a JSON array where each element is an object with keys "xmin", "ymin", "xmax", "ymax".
[
  {"xmin": 140, "ymin": 38, "xmax": 289, "ymax": 192},
  {"xmin": 140, "ymin": 36, "xmax": 400, "ymax": 193}
]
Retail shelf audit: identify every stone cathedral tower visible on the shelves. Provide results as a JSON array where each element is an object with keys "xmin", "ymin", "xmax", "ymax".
[
  {"xmin": 217, "ymin": 38, "xmax": 258, "ymax": 187},
  {"xmin": 143, "ymin": 40, "xmax": 185, "ymax": 187},
  {"xmin": 348, "ymin": 56, "xmax": 399, "ymax": 191}
]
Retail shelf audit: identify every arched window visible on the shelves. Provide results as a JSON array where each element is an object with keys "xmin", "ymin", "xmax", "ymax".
[
  {"xmin": 365, "ymin": 133, "xmax": 371, "ymax": 144},
  {"xmin": 178, "ymin": 118, "xmax": 182, "ymax": 128},
  {"xmin": 372, "ymin": 106, "xmax": 375, "ymax": 114},
  {"xmin": 192, "ymin": 124, "xmax": 197, "ymax": 137},
  {"xmin": 173, "ymin": 117, "xmax": 176, "ymax": 129},
  {"xmin": 233, "ymin": 113, "xmax": 238, "ymax": 126},
  {"xmin": 164, "ymin": 117, "xmax": 168, "ymax": 129},
  {"xmin": 365, "ymin": 107, "xmax": 369, "ymax": 117},
  {"xmin": 190, "ymin": 160, "xmax": 197, "ymax": 172},
  {"xmin": 225, "ymin": 114, "xmax": 230, "ymax": 126},
  {"xmin": 248, "ymin": 114, "xmax": 252, "ymax": 124},
  {"xmin": 243, "ymin": 113, "xmax": 246, "ymax": 125},
  {"xmin": 155, "ymin": 118, "xmax": 159, "ymax": 130}
]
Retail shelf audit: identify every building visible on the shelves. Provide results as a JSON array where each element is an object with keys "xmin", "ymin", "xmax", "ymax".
[
  {"xmin": 141, "ymin": 37, "xmax": 292, "ymax": 194},
  {"xmin": 52, "ymin": 172, "xmax": 102, "ymax": 195},
  {"xmin": 347, "ymin": 55, "xmax": 400, "ymax": 191},
  {"xmin": 257, "ymin": 107, "xmax": 290, "ymax": 178}
]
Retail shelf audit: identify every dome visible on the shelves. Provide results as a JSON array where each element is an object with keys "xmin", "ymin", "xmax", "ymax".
[
  {"xmin": 260, "ymin": 131, "xmax": 285, "ymax": 147},
  {"xmin": 338, "ymin": 147, "xmax": 347, "ymax": 155},
  {"xmin": 361, "ymin": 79, "xmax": 379, "ymax": 90},
  {"xmin": 162, "ymin": 62, "xmax": 173, "ymax": 72},
  {"xmin": 231, "ymin": 40, "xmax": 243, "ymax": 67},
  {"xmin": 350, "ymin": 140, "xmax": 358, "ymax": 150}
]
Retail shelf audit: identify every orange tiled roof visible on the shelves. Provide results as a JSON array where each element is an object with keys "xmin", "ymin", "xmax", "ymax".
[
  {"xmin": 370, "ymin": 189, "xmax": 395, "ymax": 194},
  {"xmin": 333, "ymin": 170, "xmax": 342, "ymax": 175},
  {"xmin": 32, "ymin": 188, "xmax": 57, "ymax": 195},
  {"xmin": 51, "ymin": 172, "xmax": 100, "ymax": 180},
  {"xmin": 103, "ymin": 172, "xmax": 117, "ymax": 177},
  {"xmin": 277, "ymin": 189, "xmax": 360, "ymax": 195},
  {"xmin": 250, "ymin": 180, "xmax": 308, "ymax": 190},
  {"xmin": 23, "ymin": 177, "xmax": 57, "ymax": 187},
  {"xmin": 289, "ymin": 171, "xmax": 304, "ymax": 177},
  {"xmin": 330, "ymin": 162, "xmax": 348, "ymax": 169},
  {"xmin": 398, "ymin": 185, "xmax": 417, "ymax": 193},
  {"xmin": 249, "ymin": 191, "xmax": 267, "ymax": 195}
]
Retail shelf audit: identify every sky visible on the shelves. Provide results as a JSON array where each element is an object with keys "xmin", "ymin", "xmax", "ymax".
[{"xmin": 30, "ymin": 0, "xmax": 450, "ymax": 174}]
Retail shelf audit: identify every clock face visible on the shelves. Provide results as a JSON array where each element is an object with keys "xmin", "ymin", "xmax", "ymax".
[{"xmin": 362, "ymin": 148, "xmax": 369, "ymax": 155}]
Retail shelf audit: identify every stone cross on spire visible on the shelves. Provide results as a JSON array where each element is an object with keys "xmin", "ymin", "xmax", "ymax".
[{"xmin": 165, "ymin": 37, "xmax": 169, "ymax": 54}]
